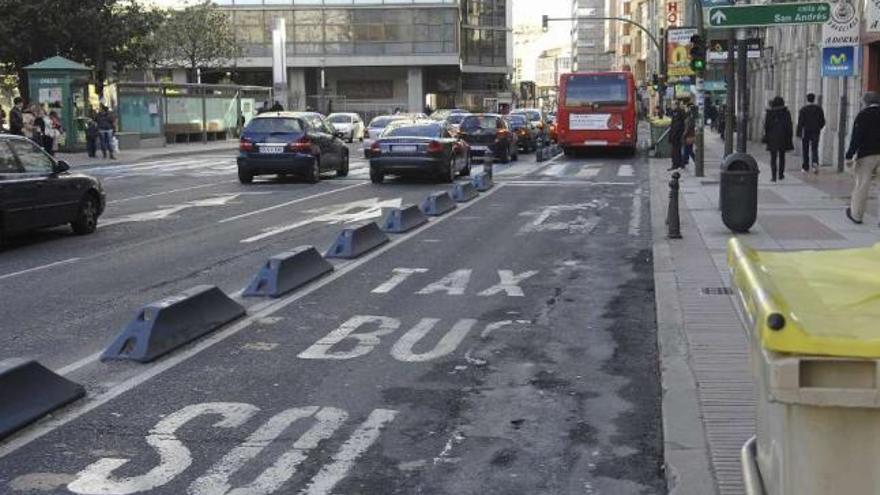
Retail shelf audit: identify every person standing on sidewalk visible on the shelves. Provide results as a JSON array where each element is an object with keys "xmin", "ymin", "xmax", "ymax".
[
  {"xmin": 682, "ymin": 103, "xmax": 697, "ymax": 167},
  {"xmin": 95, "ymin": 105, "xmax": 116, "ymax": 159},
  {"xmin": 668, "ymin": 102, "xmax": 686, "ymax": 171},
  {"xmin": 8, "ymin": 97, "xmax": 24, "ymax": 136},
  {"xmin": 763, "ymin": 96, "xmax": 794, "ymax": 182},
  {"xmin": 796, "ymin": 93, "xmax": 825, "ymax": 174},
  {"xmin": 844, "ymin": 92, "xmax": 880, "ymax": 225}
]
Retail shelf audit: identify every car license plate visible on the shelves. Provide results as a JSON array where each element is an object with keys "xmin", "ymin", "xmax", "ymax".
[
  {"xmin": 261, "ymin": 145, "xmax": 284, "ymax": 154},
  {"xmin": 584, "ymin": 140, "xmax": 608, "ymax": 146},
  {"xmin": 393, "ymin": 145, "xmax": 417, "ymax": 153},
  {"xmin": 471, "ymin": 145, "xmax": 488, "ymax": 152}
]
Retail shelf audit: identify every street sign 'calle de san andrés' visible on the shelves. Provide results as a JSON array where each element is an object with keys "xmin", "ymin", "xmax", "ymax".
[{"xmin": 708, "ymin": 2, "xmax": 830, "ymax": 28}]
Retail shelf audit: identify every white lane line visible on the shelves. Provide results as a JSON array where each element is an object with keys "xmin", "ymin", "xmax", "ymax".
[
  {"xmin": 618, "ymin": 164, "xmax": 634, "ymax": 177},
  {"xmin": 108, "ymin": 183, "xmax": 227, "ymax": 205},
  {"xmin": 575, "ymin": 167, "xmax": 600, "ymax": 178},
  {"xmin": 56, "ymin": 351, "xmax": 104, "ymax": 376},
  {"xmin": 629, "ymin": 187, "xmax": 643, "ymax": 236},
  {"xmin": 540, "ymin": 163, "xmax": 568, "ymax": 176},
  {"xmin": 8, "ymin": 185, "xmax": 505, "ymax": 461},
  {"xmin": 219, "ymin": 182, "xmax": 368, "ymax": 224},
  {"xmin": 0, "ymin": 258, "xmax": 81, "ymax": 281}
]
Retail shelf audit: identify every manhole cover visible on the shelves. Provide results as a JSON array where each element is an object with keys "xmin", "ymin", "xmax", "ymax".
[{"xmin": 701, "ymin": 287, "xmax": 733, "ymax": 295}]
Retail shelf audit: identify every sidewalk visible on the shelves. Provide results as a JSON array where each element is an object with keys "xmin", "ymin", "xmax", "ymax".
[
  {"xmin": 56, "ymin": 140, "xmax": 238, "ymax": 168},
  {"xmin": 650, "ymin": 130, "xmax": 880, "ymax": 495}
]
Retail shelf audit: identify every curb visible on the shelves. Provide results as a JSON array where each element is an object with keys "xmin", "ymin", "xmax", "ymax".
[{"xmin": 648, "ymin": 158, "xmax": 719, "ymax": 495}]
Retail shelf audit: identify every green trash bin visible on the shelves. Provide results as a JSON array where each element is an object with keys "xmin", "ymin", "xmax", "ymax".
[{"xmin": 650, "ymin": 118, "xmax": 671, "ymax": 158}]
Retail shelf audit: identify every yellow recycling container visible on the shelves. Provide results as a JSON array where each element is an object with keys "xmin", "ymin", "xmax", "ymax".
[{"xmin": 728, "ymin": 238, "xmax": 880, "ymax": 495}]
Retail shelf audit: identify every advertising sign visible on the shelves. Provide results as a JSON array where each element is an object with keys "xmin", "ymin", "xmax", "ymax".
[
  {"xmin": 822, "ymin": 45, "xmax": 857, "ymax": 77},
  {"xmin": 666, "ymin": 1, "xmax": 682, "ymax": 27},
  {"xmin": 822, "ymin": 0, "xmax": 859, "ymax": 46},
  {"xmin": 666, "ymin": 27, "xmax": 698, "ymax": 84},
  {"xmin": 707, "ymin": 39, "xmax": 762, "ymax": 62}
]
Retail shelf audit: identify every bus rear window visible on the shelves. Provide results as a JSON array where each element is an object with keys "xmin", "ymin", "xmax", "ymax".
[{"xmin": 563, "ymin": 75, "xmax": 629, "ymax": 107}]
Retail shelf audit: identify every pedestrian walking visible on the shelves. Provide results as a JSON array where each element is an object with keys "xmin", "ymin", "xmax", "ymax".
[
  {"xmin": 95, "ymin": 105, "xmax": 117, "ymax": 159},
  {"xmin": 270, "ymin": 100, "xmax": 284, "ymax": 112},
  {"xmin": 844, "ymin": 91, "xmax": 880, "ymax": 225},
  {"xmin": 717, "ymin": 104, "xmax": 726, "ymax": 139},
  {"xmin": 796, "ymin": 93, "xmax": 825, "ymax": 174},
  {"xmin": 682, "ymin": 103, "xmax": 697, "ymax": 167},
  {"xmin": 0, "ymin": 106, "xmax": 6, "ymax": 132},
  {"xmin": 30, "ymin": 105, "xmax": 53, "ymax": 153},
  {"xmin": 85, "ymin": 118, "xmax": 99, "ymax": 158},
  {"xmin": 667, "ymin": 102, "xmax": 686, "ymax": 171},
  {"xmin": 763, "ymin": 96, "xmax": 794, "ymax": 182},
  {"xmin": 9, "ymin": 97, "xmax": 24, "ymax": 136}
]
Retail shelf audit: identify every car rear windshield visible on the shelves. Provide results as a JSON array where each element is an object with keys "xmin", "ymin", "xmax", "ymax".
[
  {"xmin": 245, "ymin": 118, "xmax": 303, "ymax": 133},
  {"xmin": 563, "ymin": 74, "xmax": 630, "ymax": 107},
  {"xmin": 460, "ymin": 116, "xmax": 497, "ymax": 131},
  {"xmin": 504, "ymin": 115, "xmax": 527, "ymax": 126},
  {"xmin": 384, "ymin": 124, "xmax": 442, "ymax": 137},
  {"xmin": 328, "ymin": 114, "xmax": 353, "ymax": 123},
  {"xmin": 513, "ymin": 111, "xmax": 541, "ymax": 122},
  {"xmin": 369, "ymin": 117, "xmax": 402, "ymax": 128},
  {"xmin": 446, "ymin": 114, "xmax": 468, "ymax": 124}
]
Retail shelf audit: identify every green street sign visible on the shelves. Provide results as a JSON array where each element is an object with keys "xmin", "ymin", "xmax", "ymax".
[{"xmin": 707, "ymin": 2, "xmax": 830, "ymax": 28}]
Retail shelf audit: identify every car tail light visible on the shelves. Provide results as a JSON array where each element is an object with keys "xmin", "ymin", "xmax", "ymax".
[
  {"xmin": 239, "ymin": 138, "xmax": 255, "ymax": 152},
  {"xmin": 608, "ymin": 114, "xmax": 624, "ymax": 130},
  {"xmin": 516, "ymin": 128, "xmax": 527, "ymax": 136},
  {"xmin": 495, "ymin": 129, "xmax": 509, "ymax": 142},
  {"xmin": 287, "ymin": 136, "xmax": 312, "ymax": 152},
  {"xmin": 426, "ymin": 140, "xmax": 444, "ymax": 154}
]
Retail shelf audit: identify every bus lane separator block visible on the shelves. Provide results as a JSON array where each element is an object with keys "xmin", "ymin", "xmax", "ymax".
[
  {"xmin": 0, "ymin": 358, "xmax": 86, "ymax": 440},
  {"xmin": 472, "ymin": 172, "xmax": 494, "ymax": 191},
  {"xmin": 419, "ymin": 191, "xmax": 457, "ymax": 216},
  {"xmin": 101, "ymin": 285, "xmax": 246, "ymax": 363},
  {"xmin": 244, "ymin": 246, "xmax": 334, "ymax": 298},
  {"xmin": 451, "ymin": 181, "xmax": 479, "ymax": 202},
  {"xmin": 382, "ymin": 205, "xmax": 428, "ymax": 233},
  {"xmin": 325, "ymin": 222, "xmax": 390, "ymax": 259}
]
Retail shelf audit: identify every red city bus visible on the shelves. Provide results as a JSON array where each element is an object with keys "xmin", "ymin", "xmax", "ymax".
[{"xmin": 556, "ymin": 71, "xmax": 638, "ymax": 155}]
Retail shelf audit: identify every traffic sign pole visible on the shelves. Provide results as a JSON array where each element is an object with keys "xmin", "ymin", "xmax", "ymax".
[{"xmin": 736, "ymin": 28, "xmax": 748, "ymax": 153}]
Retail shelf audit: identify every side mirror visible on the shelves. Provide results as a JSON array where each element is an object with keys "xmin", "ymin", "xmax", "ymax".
[{"xmin": 53, "ymin": 160, "xmax": 70, "ymax": 174}]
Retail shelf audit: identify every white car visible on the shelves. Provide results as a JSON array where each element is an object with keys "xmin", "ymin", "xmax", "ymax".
[{"xmin": 327, "ymin": 113, "xmax": 365, "ymax": 143}]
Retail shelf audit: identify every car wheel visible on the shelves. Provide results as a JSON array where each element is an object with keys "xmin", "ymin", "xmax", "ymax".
[
  {"xmin": 238, "ymin": 168, "xmax": 254, "ymax": 184},
  {"xmin": 370, "ymin": 167, "xmax": 384, "ymax": 184},
  {"xmin": 71, "ymin": 194, "xmax": 99, "ymax": 235},
  {"xmin": 337, "ymin": 150, "xmax": 350, "ymax": 177},
  {"xmin": 308, "ymin": 158, "xmax": 321, "ymax": 183}
]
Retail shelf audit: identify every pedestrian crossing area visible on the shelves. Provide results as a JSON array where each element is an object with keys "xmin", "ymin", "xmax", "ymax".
[
  {"xmin": 80, "ymin": 156, "xmax": 238, "ymax": 178},
  {"xmin": 472, "ymin": 161, "xmax": 638, "ymax": 181}
]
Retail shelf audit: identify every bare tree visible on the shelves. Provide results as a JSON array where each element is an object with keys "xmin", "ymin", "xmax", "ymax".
[{"xmin": 159, "ymin": 1, "xmax": 241, "ymax": 83}]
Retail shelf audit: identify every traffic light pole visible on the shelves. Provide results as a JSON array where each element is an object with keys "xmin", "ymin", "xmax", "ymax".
[{"xmin": 695, "ymin": 1, "xmax": 706, "ymax": 177}]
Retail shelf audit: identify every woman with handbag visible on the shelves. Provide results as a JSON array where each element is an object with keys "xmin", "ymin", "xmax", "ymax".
[{"xmin": 763, "ymin": 96, "xmax": 794, "ymax": 182}]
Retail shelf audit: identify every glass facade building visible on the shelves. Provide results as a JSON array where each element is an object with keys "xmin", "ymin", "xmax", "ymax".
[{"xmin": 214, "ymin": 0, "xmax": 512, "ymax": 115}]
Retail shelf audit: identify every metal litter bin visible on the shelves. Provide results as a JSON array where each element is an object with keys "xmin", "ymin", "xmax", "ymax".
[
  {"xmin": 729, "ymin": 238, "xmax": 880, "ymax": 495},
  {"xmin": 650, "ymin": 119, "xmax": 671, "ymax": 158},
  {"xmin": 720, "ymin": 153, "xmax": 759, "ymax": 233}
]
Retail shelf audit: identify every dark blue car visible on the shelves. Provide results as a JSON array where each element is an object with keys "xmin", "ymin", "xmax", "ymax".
[{"xmin": 237, "ymin": 112, "xmax": 350, "ymax": 184}]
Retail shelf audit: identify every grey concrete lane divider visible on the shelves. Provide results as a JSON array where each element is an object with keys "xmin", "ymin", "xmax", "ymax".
[
  {"xmin": 0, "ymin": 358, "xmax": 86, "ymax": 440},
  {"xmin": 472, "ymin": 172, "xmax": 494, "ymax": 192},
  {"xmin": 243, "ymin": 246, "xmax": 334, "ymax": 298},
  {"xmin": 451, "ymin": 181, "xmax": 479, "ymax": 203},
  {"xmin": 101, "ymin": 285, "xmax": 246, "ymax": 363},
  {"xmin": 419, "ymin": 191, "xmax": 457, "ymax": 216},
  {"xmin": 325, "ymin": 222, "xmax": 390, "ymax": 259},
  {"xmin": 382, "ymin": 205, "xmax": 428, "ymax": 233}
]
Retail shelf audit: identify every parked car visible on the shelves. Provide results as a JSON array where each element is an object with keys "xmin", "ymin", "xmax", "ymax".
[
  {"xmin": 0, "ymin": 135, "xmax": 105, "ymax": 245},
  {"xmin": 510, "ymin": 108, "xmax": 548, "ymax": 143},
  {"xmin": 327, "ymin": 112, "xmax": 365, "ymax": 143},
  {"xmin": 444, "ymin": 112, "xmax": 471, "ymax": 136},
  {"xmin": 503, "ymin": 113, "xmax": 540, "ymax": 152},
  {"xmin": 457, "ymin": 114, "xmax": 518, "ymax": 163},
  {"xmin": 237, "ymin": 112, "xmax": 350, "ymax": 184},
  {"xmin": 363, "ymin": 115, "xmax": 415, "ymax": 157},
  {"xmin": 369, "ymin": 120, "xmax": 469, "ymax": 184}
]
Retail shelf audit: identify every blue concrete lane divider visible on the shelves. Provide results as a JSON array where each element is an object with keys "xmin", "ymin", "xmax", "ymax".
[
  {"xmin": 382, "ymin": 205, "xmax": 428, "ymax": 233},
  {"xmin": 0, "ymin": 358, "xmax": 86, "ymax": 440},
  {"xmin": 101, "ymin": 285, "xmax": 246, "ymax": 363},
  {"xmin": 325, "ymin": 222, "xmax": 390, "ymax": 259},
  {"xmin": 472, "ymin": 172, "xmax": 493, "ymax": 192},
  {"xmin": 419, "ymin": 191, "xmax": 457, "ymax": 216},
  {"xmin": 451, "ymin": 181, "xmax": 479, "ymax": 203},
  {"xmin": 244, "ymin": 246, "xmax": 334, "ymax": 298}
]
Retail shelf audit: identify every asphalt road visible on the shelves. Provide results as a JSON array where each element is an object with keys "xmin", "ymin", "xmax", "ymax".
[{"xmin": 0, "ymin": 143, "xmax": 664, "ymax": 494}]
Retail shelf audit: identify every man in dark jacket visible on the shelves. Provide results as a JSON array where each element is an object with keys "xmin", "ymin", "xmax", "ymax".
[
  {"xmin": 9, "ymin": 97, "xmax": 24, "ymax": 136},
  {"xmin": 844, "ymin": 92, "xmax": 880, "ymax": 225},
  {"xmin": 668, "ymin": 102, "xmax": 686, "ymax": 171},
  {"xmin": 796, "ymin": 93, "xmax": 825, "ymax": 174},
  {"xmin": 763, "ymin": 96, "xmax": 794, "ymax": 182}
]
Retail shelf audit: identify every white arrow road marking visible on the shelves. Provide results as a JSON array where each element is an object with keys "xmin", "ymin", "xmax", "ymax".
[
  {"xmin": 517, "ymin": 200, "xmax": 608, "ymax": 234},
  {"xmin": 102, "ymin": 194, "xmax": 243, "ymax": 227},
  {"xmin": 240, "ymin": 197, "xmax": 402, "ymax": 244}
]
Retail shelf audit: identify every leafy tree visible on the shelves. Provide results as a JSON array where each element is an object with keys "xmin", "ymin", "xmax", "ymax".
[{"xmin": 158, "ymin": 1, "xmax": 241, "ymax": 83}]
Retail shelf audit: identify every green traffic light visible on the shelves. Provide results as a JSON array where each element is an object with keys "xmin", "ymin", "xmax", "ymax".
[{"xmin": 691, "ymin": 59, "xmax": 706, "ymax": 72}]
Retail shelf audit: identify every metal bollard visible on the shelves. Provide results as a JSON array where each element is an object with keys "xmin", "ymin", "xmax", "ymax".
[
  {"xmin": 667, "ymin": 171, "xmax": 683, "ymax": 239},
  {"xmin": 535, "ymin": 141, "xmax": 545, "ymax": 162},
  {"xmin": 483, "ymin": 153, "xmax": 493, "ymax": 179}
]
